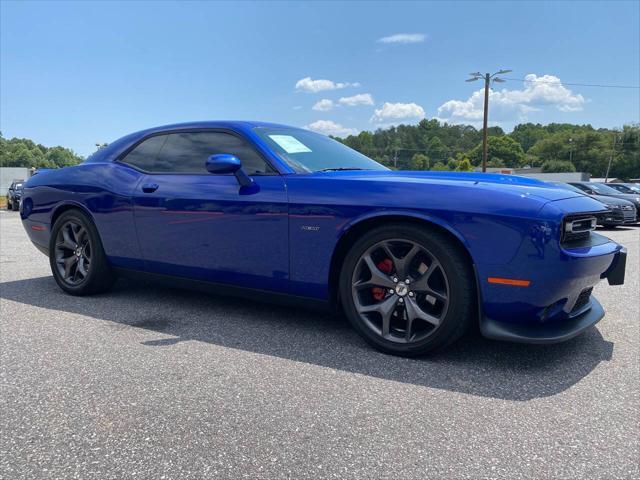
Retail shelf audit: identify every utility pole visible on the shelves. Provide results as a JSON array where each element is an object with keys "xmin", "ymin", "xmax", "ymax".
[
  {"xmin": 605, "ymin": 132, "xmax": 618, "ymax": 182},
  {"xmin": 466, "ymin": 69, "xmax": 512, "ymax": 172},
  {"xmin": 481, "ymin": 73, "xmax": 490, "ymax": 173}
]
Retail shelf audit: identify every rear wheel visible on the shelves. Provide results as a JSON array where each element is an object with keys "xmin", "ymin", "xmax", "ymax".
[
  {"xmin": 340, "ymin": 223, "xmax": 475, "ymax": 356},
  {"xmin": 6, "ymin": 199, "xmax": 12, "ymax": 210},
  {"xmin": 49, "ymin": 209, "xmax": 115, "ymax": 295}
]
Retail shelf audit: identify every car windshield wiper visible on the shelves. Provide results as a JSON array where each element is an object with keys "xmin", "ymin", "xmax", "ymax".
[{"xmin": 317, "ymin": 167, "xmax": 367, "ymax": 172}]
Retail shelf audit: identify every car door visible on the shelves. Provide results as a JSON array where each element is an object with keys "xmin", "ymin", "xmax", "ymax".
[{"xmin": 124, "ymin": 130, "xmax": 289, "ymax": 292}]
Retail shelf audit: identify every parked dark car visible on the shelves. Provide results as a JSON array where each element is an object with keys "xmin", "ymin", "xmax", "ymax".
[
  {"xmin": 606, "ymin": 183, "xmax": 640, "ymax": 195},
  {"xmin": 550, "ymin": 183, "xmax": 637, "ymax": 226},
  {"xmin": 5, "ymin": 180, "xmax": 24, "ymax": 211},
  {"xmin": 568, "ymin": 182, "xmax": 640, "ymax": 220}
]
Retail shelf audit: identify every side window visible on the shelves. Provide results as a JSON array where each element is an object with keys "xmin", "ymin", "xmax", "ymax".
[
  {"xmin": 157, "ymin": 132, "xmax": 272, "ymax": 174},
  {"xmin": 122, "ymin": 131, "xmax": 273, "ymax": 175},
  {"xmin": 120, "ymin": 135, "xmax": 168, "ymax": 172}
]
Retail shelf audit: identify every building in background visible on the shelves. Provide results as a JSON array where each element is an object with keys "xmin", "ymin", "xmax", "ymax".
[{"xmin": 0, "ymin": 168, "xmax": 31, "ymax": 196}]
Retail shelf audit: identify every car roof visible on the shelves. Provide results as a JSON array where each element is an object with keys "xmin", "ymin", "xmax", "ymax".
[
  {"xmin": 135, "ymin": 120, "xmax": 299, "ymax": 134},
  {"xmin": 86, "ymin": 121, "xmax": 305, "ymax": 166}
]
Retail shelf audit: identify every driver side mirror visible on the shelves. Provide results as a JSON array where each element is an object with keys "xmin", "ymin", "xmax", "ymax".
[{"xmin": 206, "ymin": 154, "xmax": 253, "ymax": 188}]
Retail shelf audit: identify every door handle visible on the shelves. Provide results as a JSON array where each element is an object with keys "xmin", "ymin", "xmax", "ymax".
[{"xmin": 142, "ymin": 183, "xmax": 159, "ymax": 193}]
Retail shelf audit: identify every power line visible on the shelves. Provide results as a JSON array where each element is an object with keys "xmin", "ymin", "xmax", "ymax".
[{"xmin": 501, "ymin": 77, "xmax": 640, "ymax": 89}]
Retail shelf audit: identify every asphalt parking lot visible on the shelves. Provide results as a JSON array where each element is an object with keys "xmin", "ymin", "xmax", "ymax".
[{"xmin": 1, "ymin": 210, "xmax": 638, "ymax": 479}]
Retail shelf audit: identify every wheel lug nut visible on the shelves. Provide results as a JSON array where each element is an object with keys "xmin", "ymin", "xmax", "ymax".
[
  {"xmin": 409, "ymin": 292, "xmax": 414, "ymax": 297},
  {"xmin": 389, "ymin": 289, "xmax": 395, "ymax": 294},
  {"xmin": 398, "ymin": 298, "xmax": 404, "ymax": 303},
  {"xmin": 393, "ymin": 277, "xmax": 398, "ymax": 283},
  {"xmin": 405, "ymin": 278, "xmax": 411, "ymax": 284}
]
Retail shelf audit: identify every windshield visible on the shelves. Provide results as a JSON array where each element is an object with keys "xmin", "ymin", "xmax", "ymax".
[
  {"xmin": 551, "ymin": 182, "xmax": 585, "ymax": 194},
  {"xmin": 254, "ymin": 127, "xmax": 388, "ymax": 173},
  {"xmin": 591, "ymin": 183, "xmax": 625, "ymax": 194},
  {"xmin": 612, "ymin": 184, "xmax": 640, "ymax": 194}
]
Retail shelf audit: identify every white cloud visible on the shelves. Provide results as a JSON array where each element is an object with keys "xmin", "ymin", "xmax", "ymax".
[
  {"xmin": 305, "ymin": 120, "xmax": 358, "ymax": 137},
  {"xmin": 370, "ymin": 102, "xmax": 426, "ymax": 123},
  {"xmin": 378, "ymin": 33, "xmax": 426, "ymax": 44},
  {"xmin": 295, "ymin": 76, "xmax": 360, "ymax": 93},
  {"xmin": 312, "ymin": 99, "xmax": 334, "ymax": 111},
  {"xmin": 338, "ymin": 93, "xmax": 374, "ymax": 106},
  {"xmin": 436, "ymin": 73, "xmax": 586, "ymax": 124}
]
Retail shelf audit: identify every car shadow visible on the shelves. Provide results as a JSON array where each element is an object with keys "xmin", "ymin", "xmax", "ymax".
[{"xmin": 1, "ymin": 276, "xmax": 614, "ymax": 401}]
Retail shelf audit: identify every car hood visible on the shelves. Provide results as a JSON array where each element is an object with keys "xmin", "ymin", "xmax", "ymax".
[
  {"xmin": 317, "ymin": 170, "xmax": 582, "ymax": 202},
  {"xmin": 590, "ymin": 194, "xmax": 636, "ymax": 206},
  {"xmin": 599, "ymin": 192, "xmax": 640, "ymax": 203}
]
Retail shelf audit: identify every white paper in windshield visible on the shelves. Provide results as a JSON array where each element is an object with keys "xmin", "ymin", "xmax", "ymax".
[{"xmin": 268, "ymin": 135, "xmax": 312, "ymax": 154}]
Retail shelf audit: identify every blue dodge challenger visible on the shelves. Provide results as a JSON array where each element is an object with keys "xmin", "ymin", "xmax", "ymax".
[{"xmin": 20, "ymin": 121, "xmax": 627, "ymax": 356}]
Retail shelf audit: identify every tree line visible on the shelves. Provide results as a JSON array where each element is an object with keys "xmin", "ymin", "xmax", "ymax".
[
  {"xmin": 336, "ymin": 120, "xmax": 640, "ymax": 179},
  {"xmin": 0, "ymin": 132, "xmax": 83, "ymax": 169},
  {"xmin": 1, "ymin": 122, "xmax": 639, "ymax": 179}
]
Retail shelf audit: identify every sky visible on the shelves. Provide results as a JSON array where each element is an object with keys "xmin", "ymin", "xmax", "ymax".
[{"xmin": 1, "ymin": 0, "xmax": 639, "ymax": 157}]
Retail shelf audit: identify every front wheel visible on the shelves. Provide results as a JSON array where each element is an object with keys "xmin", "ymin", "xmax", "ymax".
[
  {"xmin": 340, "ymin": 224, "xmax": 475, "ymax": 356},
  {"xmin": 49, "ymin": 209, "xmax": 115, "ymax": 295}
]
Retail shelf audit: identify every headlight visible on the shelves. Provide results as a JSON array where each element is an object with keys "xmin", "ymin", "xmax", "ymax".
[
  {"xmin": 562, "ymin": 215, "xmax": 597, "ymax": 244},
  {"xmin": 605, "ymin": 204, "xmax": 620, "ymax": 209}
]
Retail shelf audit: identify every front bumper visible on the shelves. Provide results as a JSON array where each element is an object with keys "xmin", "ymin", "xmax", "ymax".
[
  {"xmin": 597, "ymin": 209, "xmax": 636, "ymax": 225},
  {"xmin": 478, "ymin": 238, "xmax": 626, "ymax": 345},
  {"xmin": 481, "ymin": 296, "xmax": 605, "ymax": 344}
]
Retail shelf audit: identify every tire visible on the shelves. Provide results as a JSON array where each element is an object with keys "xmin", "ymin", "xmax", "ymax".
[
  {"xmin": 49, "ymin": 209, "xmax": 115, "ymax": 295},
  {"xmin": 339, "ymin": 223, "xmax": 475, "ymax": 356},
  {"xmin": 7, "ymin": 199, "xmax": 12, "ymax": 211}
]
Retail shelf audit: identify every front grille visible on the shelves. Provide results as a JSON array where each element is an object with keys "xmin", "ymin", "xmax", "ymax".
[
  {"xmin": 564, "ymin": 230, "xmax": 590, "ymax": 243},
  {"xmin": 571, "ymin": 287, "xmax": 593, "ymax": 314}
]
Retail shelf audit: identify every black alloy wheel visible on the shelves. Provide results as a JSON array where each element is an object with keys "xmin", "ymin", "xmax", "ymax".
[
  {"xmin": 340, "ymin": 223, "xmax": 475, "ymax": 356},
  {"xmin": 49, "ymin": 209, "xmax": 115, "ymax": 295},
  {"xmin": 54, "ymin": 220, "xmax": 92, "ymax": 286}
]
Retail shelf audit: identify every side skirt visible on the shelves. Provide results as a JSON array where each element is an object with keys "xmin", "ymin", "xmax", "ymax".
[{"xmin": 113, "ymin": 267, "xmax": 332, "ymax": 312}]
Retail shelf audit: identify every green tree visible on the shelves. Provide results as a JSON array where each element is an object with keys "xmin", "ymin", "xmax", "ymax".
[
  {"xmin": 468, "ymin": 136, "xmax": 525, "ymax": 167},
  {"xmin": 541, "ymin": 160, "xmax": 577, "ymax": 173},
  {"xmin": 46, "ymin": 146, "xmax": 79, "ymax": 167},
  {"xmin": 509, "ymin": 123, "xmax": 548, "ymax": 152},
  {"xmin": 611, "ymin": 124, "xmax": 640, "ymax": 179},
  {"xmin": 0, "ymin": 133, "xmax": 83, "ymax": 168},
  {"xmin": 487, "ymin": 157, "xmax": 505, "ymax": 168},
  {"xmin": 425, "ymin": 136, "xmax": 449, "ymax": 163},
  {"xmin": 455, "ymin": 158, "xmax": 473, "ymax": 172},
  {"xmin": 409, "ymin": 153, "xmax": 429, "ymax": 170},
  {"xmin": 430, "ymin": 161, "xmax": 448, "ymax": 171}
]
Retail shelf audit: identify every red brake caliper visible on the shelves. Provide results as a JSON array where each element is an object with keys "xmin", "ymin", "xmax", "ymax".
[{"xmin": 372, "ymin": 258, "xmax": 393, "ymax": 301}]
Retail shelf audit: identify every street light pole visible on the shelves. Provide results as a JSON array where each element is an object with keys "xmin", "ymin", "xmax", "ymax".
[
  {"xmin": 568, "ymin": 137, "xmax": 574, "ymax": 165},
  {"xmin": 466, "ymin": 69, "xmax": 512, "ymax": 172}
]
